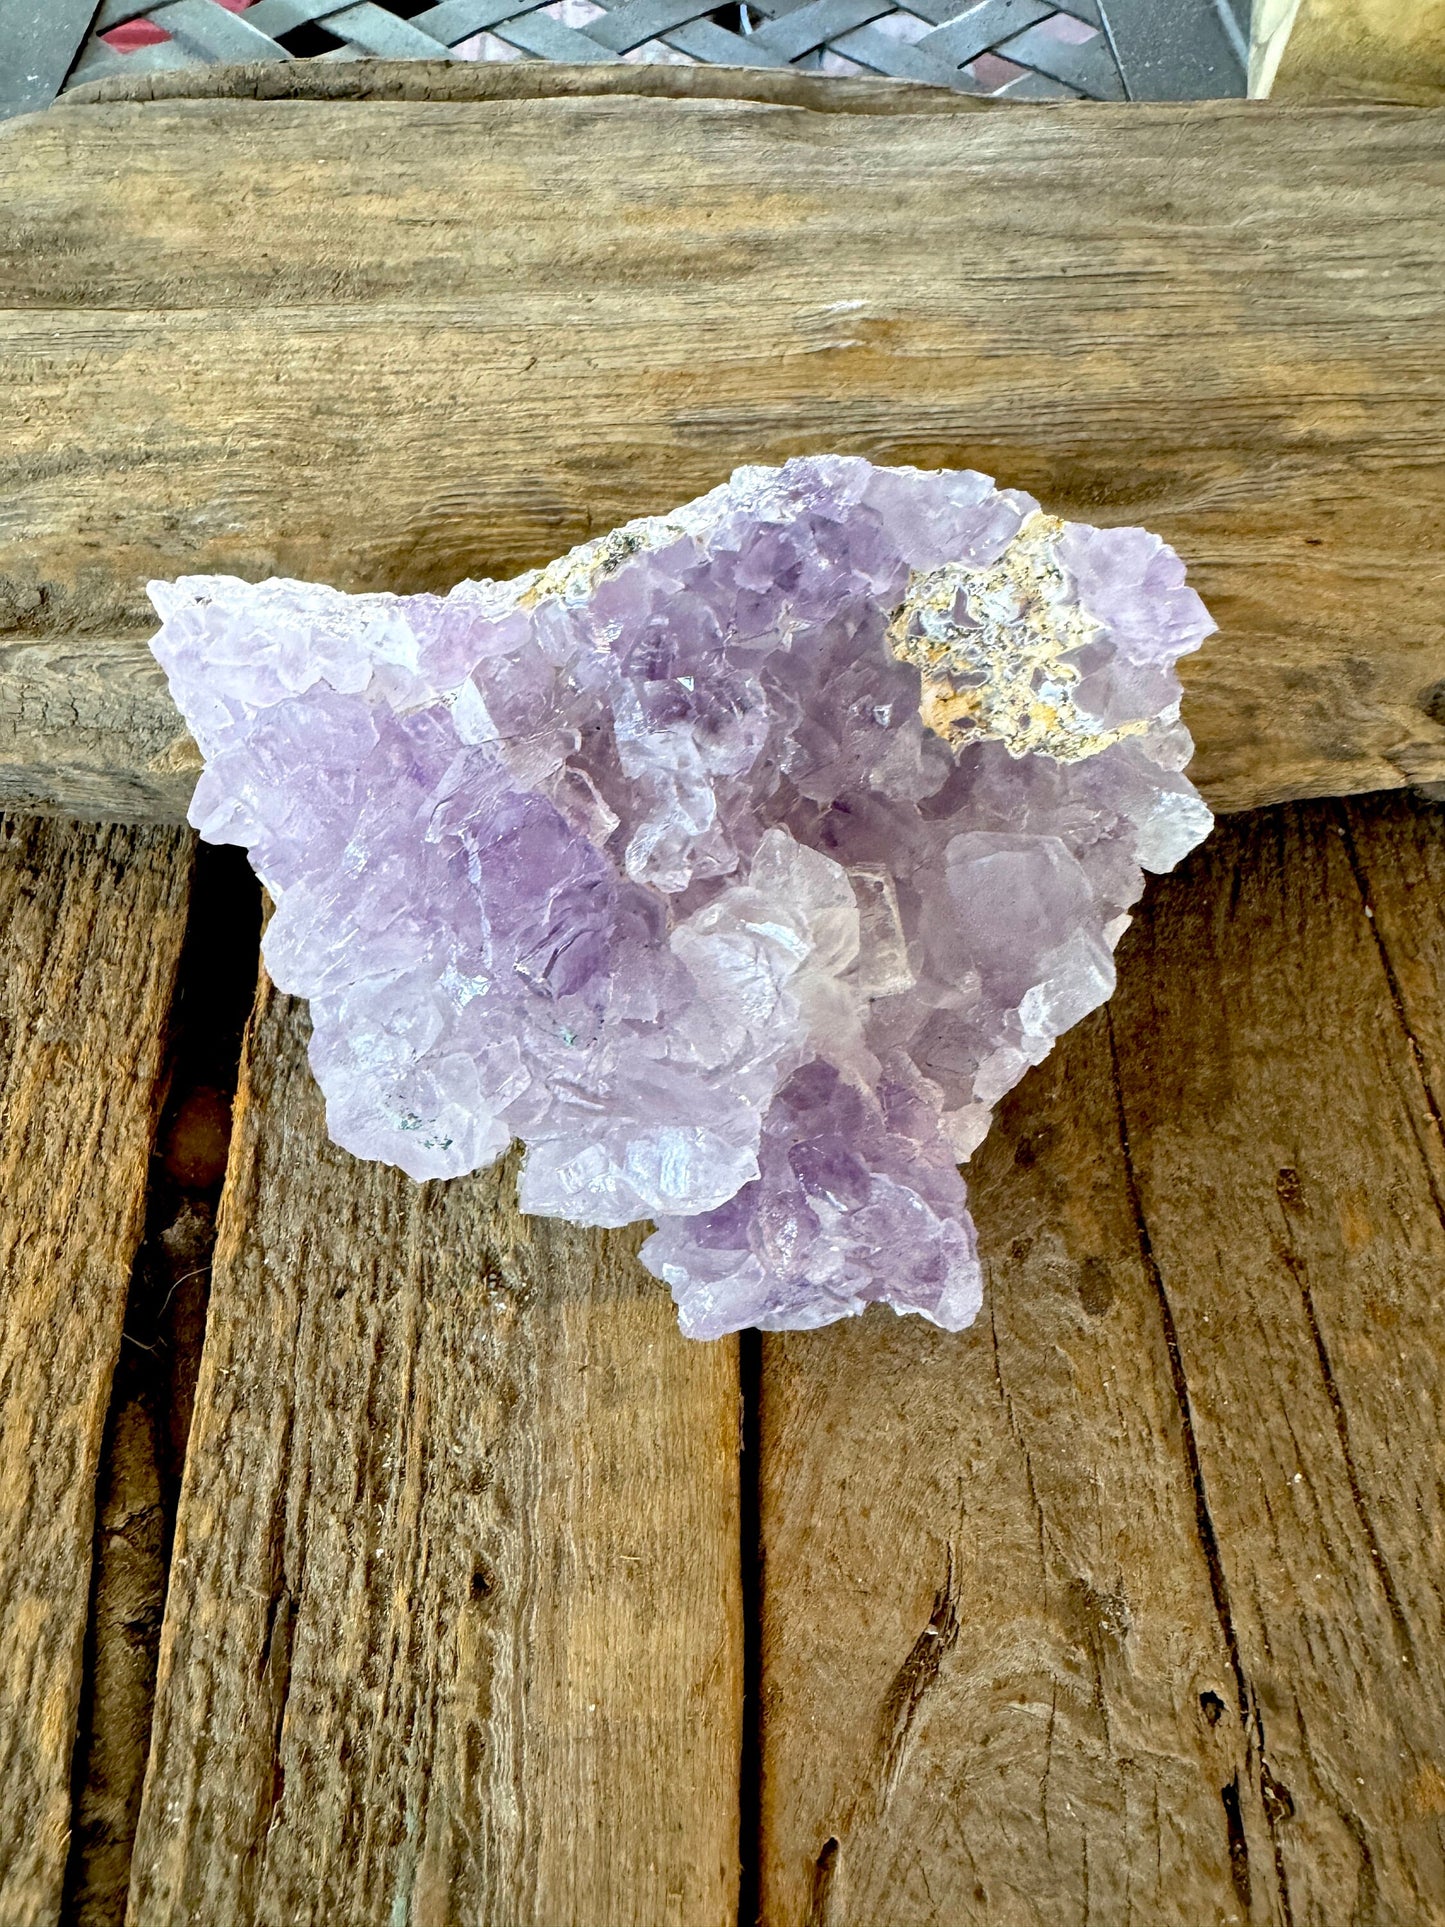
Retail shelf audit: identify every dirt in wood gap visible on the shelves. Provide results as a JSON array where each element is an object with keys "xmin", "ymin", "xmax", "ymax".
[{"xmin": 61, "ymin": 842, "xmax": 262, "ymax": 1927}]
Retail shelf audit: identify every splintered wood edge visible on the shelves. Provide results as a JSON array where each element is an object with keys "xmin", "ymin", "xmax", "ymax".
[
  {"xmin": 55, "ymin": 57, "xmax": 998, "ymax": 116},
  {"xmin": 47, "ymin": 59, "xmax": 1412, "ymax": 115}
]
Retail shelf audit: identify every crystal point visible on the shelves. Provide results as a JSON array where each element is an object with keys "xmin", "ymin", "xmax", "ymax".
[{"xmin": 150, "ymin": 458, "xmax": 1215, "ymax": 1337}]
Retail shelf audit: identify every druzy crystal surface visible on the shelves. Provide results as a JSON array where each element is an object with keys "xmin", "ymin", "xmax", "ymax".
[{"xmin": 149, "ymin": 458, "xmax": 1215, "ymax": 1338}]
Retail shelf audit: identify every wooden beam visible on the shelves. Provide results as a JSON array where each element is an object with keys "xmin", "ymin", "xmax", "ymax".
[
  {"xmin": 127, "ymin": 973, "xmax": 743, "ymax": 1925},
  {"xmin": 756, "ymin": 796, "xmax": 1445, "ymax": 1922},
  {"xmin": 0, "ymin": 80, "xmax": 1442, "ymax": 823},
  {"xmin": 757, "ymin": 1008, "xmax": 1261, "ymax": 1922},
  {"xmin": 0, "ymin": 816, "xmax": 191, "ymax": 1927}
]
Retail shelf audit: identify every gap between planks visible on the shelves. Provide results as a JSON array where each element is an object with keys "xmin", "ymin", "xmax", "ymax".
[
  {"xmin": 60, "ymin": 843, "xmax": 262, "ymax": 1927},
  {"xmin": 0, "ymin": 815, "xmax": 193, "ymax": 1927}
]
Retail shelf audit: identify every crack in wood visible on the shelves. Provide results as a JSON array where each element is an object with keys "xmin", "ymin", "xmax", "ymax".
[
  {"xmin": 58, "ymin": 843, "xmax": 261, "ymax": 1927},
  {"xmin": 875, "ymin": 1542, "xmax": 961, "ymax": 1804},
  {"xmin": 1276, "ymin": 1238, "xmax": 1416, "ymax": 1668},
  {"xmin": 1105, "ymin": 1010, "xmax": 1250, "ymax": 1727},
  {"xmin": 1106, "ymin": 1006, "xmax": 1298, "ymax": 1927},
  {"xmin": 1220, "ymin": 1774, "xmax": 1252, "ymax": 1917},
  {"xmin": 805, "ymin": 1835, "xmax": 840, "ymax": 1927},
  {"xmin": 1336, "ymin": 802, "xmax": 1445, "ymax": 1232}
]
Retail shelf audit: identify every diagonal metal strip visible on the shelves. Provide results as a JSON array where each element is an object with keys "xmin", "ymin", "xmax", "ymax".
[
  {"xmin": 64, "ymin": 33, "xmax": 202, "ymax": 87},
  {"xmin": 747, "ymin": 0, "xmax": 897, "ymax": 61},
  {"xmin": 92, "ymin": 0, "xmax": 166, "ymax": 28},
  {"xmin": 490, "ymin": 7, "xmax": 617, "ymax": 58},
  {"xmin": 0, "ymin": 0, "xmax": 104, "ymax": 116},
  {"xmin": 58, "ymin": 0, "xmax": 1148, "ymax": 106},
  {"xmin": 834, "ymin": 0, "xmax": 1031, "ymax": 30},
  {"xmin": 591, "ymin": 0, "xmax": 785, "ymax": 55},
  {"xmin": 410, "ymin": 0, "xmax": 552, "ymax": 38},
  {"xmin": 243, "ymin": 0, "xmax": 370, "ymax": 36},
  {"xmin": 996, "ymin": 17, "xmax": 1124, "ymax": 94},
  {"xmin": 994, "ymin": 64, "xmax": 1077, "ymax": 92},
  {"xmin": 744, "ymin": 0, "xmax": 1107, "ymax": 86},
  {"xmin": 912, "ymin": 0, "xmax": 1054, "ymax": 64},
  {"xmin": 146, "ymin": 0, "xmax": 293, "ymax": 56},
  {"xmin": 315, "ymin": 1, "xmax": 457, "ymax": 53},
  {"xmin": 583, "ymin": 0, "xmax": 735, "ymax": 56},
  {"xmin": 824, "ymin": 22, "xmax": 987, "ymax": 84},
  {"xmin": 651, "ymin": 13, "xmax": 789, "ymax": 62}
]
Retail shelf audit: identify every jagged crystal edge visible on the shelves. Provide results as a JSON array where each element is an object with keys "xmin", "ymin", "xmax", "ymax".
[{"xmin": 147, "ymin": 456, "xmax": 1215, "ymax": 1340}]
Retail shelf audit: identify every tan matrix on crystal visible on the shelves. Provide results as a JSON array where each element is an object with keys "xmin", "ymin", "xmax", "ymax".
[{"xmin": 887, "ymin": 510, "xmax": 1153, "ymax": 762}]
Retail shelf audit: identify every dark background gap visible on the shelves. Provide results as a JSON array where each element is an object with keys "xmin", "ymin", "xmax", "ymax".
[{"xmin": 61, "ymin": 842, "xmax": 263, "ymax": 1927}]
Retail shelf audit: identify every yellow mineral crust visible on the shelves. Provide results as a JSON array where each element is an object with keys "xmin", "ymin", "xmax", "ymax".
[{"xmin": 886, "ymin": 511, "xmax": 1151, "ymax": 763}]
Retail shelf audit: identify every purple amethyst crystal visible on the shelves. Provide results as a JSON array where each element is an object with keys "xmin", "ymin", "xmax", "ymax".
[{"xmin": 149, "ymin": 458, "xmax": 1214, "ymax": 1339}]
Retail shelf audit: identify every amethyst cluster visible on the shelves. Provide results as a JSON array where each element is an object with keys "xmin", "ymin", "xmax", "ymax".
[{"xmin": 149, "ymin": 458, "xmax": 1214, "ymax": 1338}]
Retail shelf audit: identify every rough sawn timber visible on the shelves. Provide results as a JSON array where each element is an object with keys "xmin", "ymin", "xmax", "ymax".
[
  {"xmin": 127, "ymin": 972, "xmax": 743, "ymax": 1927},
  {"xmin": 0, "ymin": 73, "xmax": 1443, "ymax": 822},
  {"xmin": 0, "ymin": 816, "xmax": 192, "ymax": 1927},
  {"xmin": 756, "ymin": 797, "xmax": 1445, "ymax": 1926}
]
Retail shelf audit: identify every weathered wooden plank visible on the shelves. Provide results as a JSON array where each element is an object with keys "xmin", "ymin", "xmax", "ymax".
[
  {"xmin": 0, "ymin": 636, "xmax": 199, "ymax": 825},
  {"xmin": 0, "ymin": 81, "xmax": 1443, "ymax": 824},
  {"xmin": 62, "ymin": 843, "xmax": 259, "ymax": 1927},
  {"xmin": 0, "ymin": 814, "xmax": 192, "ymax": 1927},
  {"xmin": 1105, "ymin": 802, "xmax": 1445, "ymax": 1921},
  {"xmin": 755, "ymin": 798, "xmax": 1445, "ymax": 1924},
  {"xmin": 754, "ymin": 1014, "xmax": 1266, "ymax": 1925},
  {"xmin": 128, "ymin": 972, "xmax": 742, "ymax": 1926},
  {"xmin": 58, "ymin": 52, "xmax": 986, "ymax": 107}
]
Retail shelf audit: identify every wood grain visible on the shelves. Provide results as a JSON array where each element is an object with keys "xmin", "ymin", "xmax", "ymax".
[
  {"xmin": 756, "ymin": 1013, "xmax": 1263, "ymax": 1926},
  {"xmin": 0, "ymin": 815, "xmax": 191, "ymax": 1927},
  {"xmin": 62, "ymin": 843, "xmax": 260, "ymax": 1927},
  {"xmin": 755, "ymin": 797, "xmax": 1445, "ymax": 1925},
  {"xmin": 128, "ymin": 972, "xmax": 742, "ymax": 1927},
  {"xmin": 0, "ymin": 636, "xmax": 199, "ymax": 825},
  {"xmin": 1106, "ymin": 803, "xmax": 1445, "ymax": 1922},
  {"xmin": 1344, "ymin": 786, "xmax": 1445, "ymax": 1107},
  {"xmin": 0, "ymin": 78, "xmax": 1443, "ymax": 822}
]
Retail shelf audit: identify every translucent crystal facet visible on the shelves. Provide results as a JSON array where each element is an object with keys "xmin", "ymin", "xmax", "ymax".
[{"xmin": 149, "ymin": 458, "xmax": 1215, "ymax": 1338}]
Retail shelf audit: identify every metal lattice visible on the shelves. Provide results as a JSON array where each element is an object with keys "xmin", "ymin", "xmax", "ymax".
[{"xmin": 46, "ymin": 0, "xmax": 1247, "ymax": 104}]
